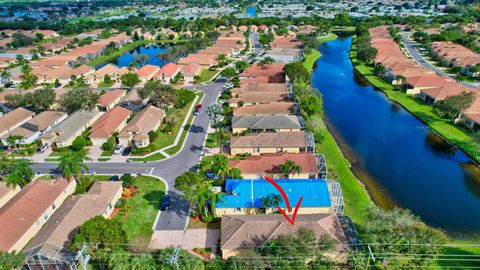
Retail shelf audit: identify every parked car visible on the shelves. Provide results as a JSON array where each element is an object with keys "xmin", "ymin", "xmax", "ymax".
[
  {"xmin": 0, "ymin": 145, "xmax": 9, "ymax": 151},
  {"xmin": 37, "ymin": 143, "xmax": 49, "ymax": 153},
  {"xmin": 114, "ymin": 144, "xmax": 124, "ymax": 155},
  {"xmin": 109, "ymin": 175, "xmax": 119, "ymax": 181},
  {"xmin": 159, "ymin": 195, "xmax": 171, "ymax": 211},
  {"xmin": 205, "ymin": 171, "xmax": 220, "ymax": 180},
  {"xmin": 122, "ymin": 147, "xmax": 132, "ymax": 156}
]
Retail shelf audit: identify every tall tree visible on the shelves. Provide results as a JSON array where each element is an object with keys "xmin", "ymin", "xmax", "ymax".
[
  {"xmin": 57, "ymin": 150, "xmax": 90, "ymax": 180},
  {"xmin": 133, "ymin": 53, "xmax": 150, "ymax": 67},
  {"xmin": 70, "ymin": 216, "xmax": 127, "ymax": 252},
  {"xmin": 6, "ymin": 158, "xmax": 34, "ymax": 189},
  {"xmin": 0, "ymin": 251, "xmax": 25, "ymax": 270},
  {"xmin": 19, "ymin": 64, "xmax": 38, "ymax": 90},
  {"xmin": 59, "ymin": 89, "xmax": 100, "ymax": 113},
  {"xmin": 216, "ymin": 54, "xmax": 227, "ymax": 67},
  {"xmin": 138, "ymin": 81, "xmax": 176, "ymax": 108}
]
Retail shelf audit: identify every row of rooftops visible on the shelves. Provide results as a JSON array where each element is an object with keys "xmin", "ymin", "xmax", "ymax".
[
  {"xmin": 369, "ymin": 26, "xmax": 480, "ymax": 124},
  {"xmin": 431, "ymin": 41, "xmax": 480, "ymax": 68}
]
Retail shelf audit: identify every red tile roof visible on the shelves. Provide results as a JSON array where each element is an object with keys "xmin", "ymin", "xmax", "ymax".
[
  {"xmin": 228, "ymin": 153, "xmax": 318, "ymax": 174},
  {"xmin": 90, "ymin": 106, "xmax": 132, "ymax": 138},
  {"xmin": 98, "ymin": 89, "xmax": 127, "ymax": 107}
]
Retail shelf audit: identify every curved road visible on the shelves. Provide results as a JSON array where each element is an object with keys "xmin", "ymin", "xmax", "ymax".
[
  {"xmin": 400, "ymin": 32, "xmax": 479, "ymax": 89},
  {"xmin": 32, "ymin": 78, "xmax": 226, "ymax": 230}
]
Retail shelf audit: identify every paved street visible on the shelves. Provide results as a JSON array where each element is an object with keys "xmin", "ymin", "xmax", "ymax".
[
  {"xmin": 31, "ymin": 78, "xmax": 225, "ymax": 230},
  {"xmin": 400, "ymin": 33, "xmax": 479, "ymax": 89},
  {"xmin": 251, "ymin": 32, "xmax": 262, "ymax": 55}
]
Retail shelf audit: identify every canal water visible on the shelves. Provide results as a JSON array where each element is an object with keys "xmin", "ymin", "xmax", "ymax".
[
  {"xmin": 311, "ymin": 37, "xmax": 480, "ymax": 234},
  {"xmin": 96, "ymin": 44, "xmax": 170, "ymax": 69}
]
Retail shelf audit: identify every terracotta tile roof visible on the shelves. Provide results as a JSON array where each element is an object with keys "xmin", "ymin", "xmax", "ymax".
[
  {"xmin": 233, "ymin": 102, "xmax": 295, "ymax": 116},
  {"xmin": 0, "ymin": 107, "xmax": 34, "ymax": 135},
  {"xmin": 94, "ymin": 64, "xmax": 118, "ymax": 78},
  {"xmin": 232, "ymin": 83, "xmax": 289, "ymax": 93},
  {"xmin": 0, "ymin": 177, "xmax": 71, "ymax": 252},
  {"xmin": 24, "ymin": 181, "xmax": 122, "ymax": 250},
  {"xmin": 421, "ymin": 86, "xmax": 472, "ymax": 101},
  {"xmin": 406, "ymin": 75, "xmax": 455, "ymax": 88},
  {"xmin": 240, "ymin": 75, "xmax": 286, "ymax": 84},
  {"xmin": 177, "ymin": 54, "xmax": 217, "ymax": 66},
  {"xmin": 229, "ymin": 153, "xmax": 318, "ymax": 174},
  {"xmin": 221, "ymin": 214, "xmax": 347, "ymax": 252},
  {"xmin": 118, "ymin": 105, "xmax": 165, "ymax": 140},
  {"xmin": 230, "ymin": 131, "xmax": 307, "ymax": 148},
  {"xmin": 136, "ymin": 64, "xmax": 160, "ymax": 78},
  {"xmin": 181, "ymin": 63, "xmax": 202, "ymax": 76},
  {"xmin": 155, "ymin": 63, "xmax": 180, "ymax": 78},
  {"xmin": 463, "ymin": 93, "xmax": 480, "ymax": 115},
  {"xmin": 90, "ymin": 106, "xmax": 131, "ymax": 138},
  {"xmin": 230, "ymin": 92, "xmax": 289, "ymax": 104},
  {"xmin": 98, "ymin": 89, "xmax": 126, "ymax": 107}
]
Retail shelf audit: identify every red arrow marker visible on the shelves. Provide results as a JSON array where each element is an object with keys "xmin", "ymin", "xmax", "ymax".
[
  {"xmin": 277, "ymin": 197, "xmax": 303, "ymax": 225},
  {"xmin": 264, "ymin": 176, "xmax": 292, "ymax": 212},
  {"xmin": 264, "ymin": 176, "xmax": 303, "ymax": 225}
]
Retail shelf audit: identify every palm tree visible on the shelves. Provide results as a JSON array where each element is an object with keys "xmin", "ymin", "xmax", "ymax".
[
  {"xmin": 211, "ymin": 154, "xmax": 229, "ymax": 180},
  {"xmin": 216, "ymin": 54, "xmax": 227, "ymax": 67},
  {"xmin": 279, "ymin": 159, "xmax": 302, "ymax": 178},
  {"xmin": 131, "ymin": 254, "xmax": 155, "ymax": 270},
  {"xmin": 6, "ymin": 158, "xmax": 34, "ymax": 189},
  {"xmin": 261, "ymin": 193, "xmax": 283, "ymax": 213},
  {"xmin": 57, "ymin": 150, "xmax": 91, "ymax": 181},
  {"xmin": 6, "ymin": 135, "xmax": 22, "ymax": 151},
  {"xmin": 19, "ymin": 64, "xmax": 37, "ymax": 90},
  {"xmin": 1, "ymin": 68, "xmax": 11, "ymax": 83},
  {"xmin": 259, "ymin": 56, "xmax": 275, "ymax": 66},
  {"xmin": 108, "ymin": 249, "xmax": 130, "ymax": 270}
]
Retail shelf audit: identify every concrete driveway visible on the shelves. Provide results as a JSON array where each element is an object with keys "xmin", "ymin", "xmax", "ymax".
[{"xmin": 149, "ymin": 228, "xmax": 220, "ymax": 249}]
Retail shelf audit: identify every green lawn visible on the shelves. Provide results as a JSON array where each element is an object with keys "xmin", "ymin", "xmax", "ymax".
[
  {"xmin": 317, "ymin": 132, "xmax": 372, "ymax": 226},
  {"xmin": 131, "ymin": 152, "xmax": 166, "ymax": 162},
  {"xmin": 332, "ymin": 26, "xmax": 356, "ymax": 32},
  {"xmin": 434, "ymin": 240, "xmax": 480, "ymax": 269},
  {"xmin": 302, "ymin": 49, "xmax": 321, "ymax": 72},
  {"xmin": 317, "ymin": 32, "xmax": 338, "ymax": 43},
  {"xmin": 97, "ymin": 81, "xmax": 115, "ymax": 88},
  {"xmin": 350, "ymin": 47, "xmax": 480, "ymax": 163},
  {"xmin": 196, "ymin": 69, "xmax": 219, "ymax": 84},
  {"xmin": 114, "ymin": 176, "xmax": 166, "ymax": 245}
]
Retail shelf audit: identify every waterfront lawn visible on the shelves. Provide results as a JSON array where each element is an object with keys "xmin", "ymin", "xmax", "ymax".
[
  {"xmin": 350, "ymin": 48, "xmax": 480, "ymax": 163},
  {"xmin": 114, "ymin": 176, "xmax": 166, "ymax": 245},
  {"xmin": 317, "ymin": 32, "xmax": 338, "ymax": 43},
  {"xmin": 196, "ymin": 69, "xmax": 219, "ymax": 84},
  {"xmin": 434, "ymin": 240, "xmax": 480, "ymax": 268},
  {"xmin": 302, "ymin": 49, "xmax": 321, "ymax": 72},
  {"xmin": 317, "ymin": 133, "xmax": 371, "ymax": 226}
]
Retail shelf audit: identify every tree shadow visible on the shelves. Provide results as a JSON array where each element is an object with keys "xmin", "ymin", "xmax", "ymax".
[
  {"xmin": 143, "ymin": 189, "xmax": 166, "ymax": 209},
  {"xmin": 437, "ymin": 247, "xmax": 479, "ymax": 268}
]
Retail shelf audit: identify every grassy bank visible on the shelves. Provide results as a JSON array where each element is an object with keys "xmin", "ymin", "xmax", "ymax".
[
  {"xmin": 304, "ymin": 48, "xmax": 372, "ymax": 226},
  {"xmin": 87, "ymin": 39, "xmax": 189, "ymax": 67},
  {"xmin": 350, "ymin": 46, "xmax": 480, "ymax": 163},
  {"xmin": 317, "ymin": 32, "xmax": 338, "ymax": 43}
]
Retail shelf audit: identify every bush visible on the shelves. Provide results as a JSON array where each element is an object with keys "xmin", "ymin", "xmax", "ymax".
[
  {"xmin": 200, "ymin": 213, "xmax": 213, "ymax": 223},
  {"xmin": 121, "ymin": 173, "xmax": 135, "ymax": 188},
  {"xmin": 174, "ymin": 89, "xmax": 196, "ymax": 108},
  {"xmin": 115, "ymin": 197, "xmax": 126, "ymax": 208},
  {"xmin": 102, "ymin": 140, "xmax": 113, "ymax": 151},
  {"xmin": 71, "ymin": 137, "xmax": 86, "ymax": 151},
  {"xmin": 163, "ymin": 122, "xmax": 174, "ymax": 133}
]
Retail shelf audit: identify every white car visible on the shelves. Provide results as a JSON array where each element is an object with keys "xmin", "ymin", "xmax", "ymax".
[{"xmin": 114, "ymin": 144, "xmax": 124, "ymax": 155}]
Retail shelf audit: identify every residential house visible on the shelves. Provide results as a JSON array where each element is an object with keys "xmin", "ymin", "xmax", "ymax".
[
  {"xmin": 118, "ymin": 105, "xmax": 165, "ymax": 147},
  {"xmin": 232, "ymin": 102, "xmax": 296, "ymax": 116},
  {"xmin": 231, "ymin": 83, "xmax": 290, "ymax": 94},
  {"xmin": 23, "ymin": 181, "xmax": 122, "ymax": 269},
  {"xmin": 154, "ymin": 63, "xmax": 181, "ymax": 84},
  {"xmin": 0, "ymin": 177, "xmax": 76, "ymax": 252},
  {"xmin": 264, "ymin": 47, "xmax": 303, "ymax": 63},
  {"xmin": 177, "ymin": 54, "xmax": 217, "ymax": 67},
  {"xmin": 136, "ymin": 64, "xmax": 161, "ymax": 81},
  {"xmin": 230, "ymin": 131, "xmax": 313, "ymax": 156},
  {"xmin": 220, "ymin": 214, "xmax": 347, "ymax": 259},
  {"xmin": 89, "ymin": 106, "xmax": 132, "ymax": 145},
  {"xmin": 228, "ymin": 153, "xmax": 320, "ymax": 178},
  {"xmin": 231, "ymin": 115, "xmax": 304, "ymax": 133},
  {"xmin": 0, "ymin": 182, "xmax": 20, "ymax": 209},
  {"xmin": 460, "ymin": 93, "xmax": 480, "ymax": 130},
  {"xmin": 215, "ymin": 178, "xmax": 341, "ymax": 216},
  {"xmin": 1, "ymin": 111, "xmax": 67, "ymax": 145},
  {"xmin": 404, "ymin": 75, "xmax": 456, "ymax": 95},
  {"xmin": 229, "ymin": 92, "xmax": 290, "ymax": 107},
  {"xmin": 181, "ymin": 63, "xmax": 202, "ymax": 85},
  {"xmin": 0, "ymin": 107, "xmax": 35, "ymax": 137},
  {"xmin": 92, "ymin": 63, "xmax": 119, "ymax": 83},
  {"xmin": 97, "ymin": 89, "xmax": 127, "ymax": 111},
  {"xmin": 41, "ymin": 110, "xmax": 102, "ymax": 148},
  {"xmin": 121, "ymin": 89, "xmax": 146, "ymax": 112},
  {"xmin": 419, "ymin": 86, "xmax": 472, "ymax": 104}
]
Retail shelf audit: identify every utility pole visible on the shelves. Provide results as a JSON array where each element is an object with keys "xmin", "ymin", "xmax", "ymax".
[
  {"xmin": 169, "ymin": 246, "xmax": 181, "ymax": 270},
  {"xmin": 74, "ymin": 243, "xmax": 90, "ymax": 270}
]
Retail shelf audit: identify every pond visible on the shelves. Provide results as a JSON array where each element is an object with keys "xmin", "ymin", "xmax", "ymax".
[
  {"xmin": 311, "ymin": 37, "xmax": 480, "ymax": 234},
  {"xmin": 96, "ymin": 44, "xmax": 170, "ymax": 69}
]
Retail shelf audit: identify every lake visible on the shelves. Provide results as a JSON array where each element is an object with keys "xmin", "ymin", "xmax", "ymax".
[
  {"xmin": 96, "ymin": 44, "xmax": 170, "ymax": 69},
  {"xmin": 311, "ymin": 37, "xmax": 480, "ymax": 234}
]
